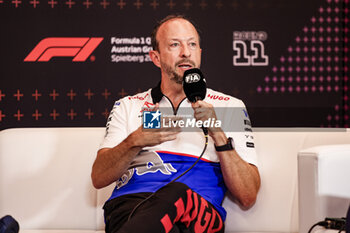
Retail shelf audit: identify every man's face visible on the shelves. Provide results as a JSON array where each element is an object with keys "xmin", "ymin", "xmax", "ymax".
[{"xmin": 155, "ymin": 18, "xmax": 202, "ymax": 84}]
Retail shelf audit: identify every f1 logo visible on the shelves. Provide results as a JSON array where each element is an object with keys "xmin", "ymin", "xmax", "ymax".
[{"xmin": 24, "ymin": 37, "xmax": 103, "ymax": 62}]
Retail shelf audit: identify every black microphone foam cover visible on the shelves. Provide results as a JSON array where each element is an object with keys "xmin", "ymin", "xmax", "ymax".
[{"xmin": 183, "ymin": 68, "xmax": 207, "ymax": 103}]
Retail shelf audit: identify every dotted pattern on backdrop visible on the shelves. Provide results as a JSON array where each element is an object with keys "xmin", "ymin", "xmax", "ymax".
[{"xmin": 256, "ymin": 0, "xmax": 349, "ymax": 127}]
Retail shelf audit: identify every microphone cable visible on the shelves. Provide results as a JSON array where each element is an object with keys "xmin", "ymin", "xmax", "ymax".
[
  {"xmin": 127, "ymin": 131, "xmax": 209, "ymax": 221},
  {"xmin": 308, "ymin": 221, "xmax": 329, "ymax": 233},
  {"xmin": 308, "ymin": 218, "xmax": 347, "ymax": 233}
]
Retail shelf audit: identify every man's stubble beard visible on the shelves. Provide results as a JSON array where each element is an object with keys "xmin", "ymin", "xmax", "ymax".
[
  {"xmin": 161, "ymin": 59, "xmax": 199, "ymax": 85},
  {"xmin": 161, "ymin": 62, "xmax": 183, "ymax": 84}
]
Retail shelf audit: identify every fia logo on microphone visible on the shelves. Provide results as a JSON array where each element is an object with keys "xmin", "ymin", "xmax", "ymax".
[
  {"xmin": 185, "ymin": 73, "xmax": 200, "ymax": 83},
  {"xmin": 143, "ymin": 110, "xmax": 161, "ymax": 129}
]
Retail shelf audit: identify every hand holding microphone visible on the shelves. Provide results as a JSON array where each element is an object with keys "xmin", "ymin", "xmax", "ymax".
[{"xmin": 183, "ymin": 68, "xmax": 220, "ymax": 136}]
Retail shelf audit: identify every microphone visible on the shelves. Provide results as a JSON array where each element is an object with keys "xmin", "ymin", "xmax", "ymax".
[
  {"xmin": 183, "ymin": 68, "xmax": 207, "ymax": 102},
  {"xmin": 183, "ymin": 68, "xmax": 208, "ymax": 135}
]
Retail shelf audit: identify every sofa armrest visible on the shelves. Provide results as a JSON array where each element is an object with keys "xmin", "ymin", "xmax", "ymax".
[{"xmin": 298, "ymin": 144, "xmax": 350, "ymax": 233}]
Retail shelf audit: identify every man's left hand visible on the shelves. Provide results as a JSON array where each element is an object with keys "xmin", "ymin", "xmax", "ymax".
[{"xmin": 191, "ymin": 100, "xmax": 222, "ymax": 136}]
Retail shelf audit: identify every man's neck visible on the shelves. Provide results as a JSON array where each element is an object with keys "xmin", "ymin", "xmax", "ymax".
[{"xmin": 160, "ymin": 78, "xmax": 186, "ymax": 110}]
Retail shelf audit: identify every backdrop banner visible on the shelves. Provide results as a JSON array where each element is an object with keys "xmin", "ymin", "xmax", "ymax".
[{"xmin": 0, "ymin": 0, "xmax": 348, "ymax": 130}]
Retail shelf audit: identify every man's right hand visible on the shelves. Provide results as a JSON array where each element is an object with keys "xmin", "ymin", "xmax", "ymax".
[
  {"xmin": 130, "ymin": 103, "xmax": 181, "ymax": 148},
  {"xmin": 130, "ymin": 118, "xmax": 181, "ymax": 148},
  {"xmin": 91, "ymin": 104, "xmax": 182, "ymax": 189}
]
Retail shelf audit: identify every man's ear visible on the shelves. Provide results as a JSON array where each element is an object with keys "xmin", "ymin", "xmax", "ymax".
[{"xmin": 149, "ymin": 50, "xmax": 161, "ymax": 68}]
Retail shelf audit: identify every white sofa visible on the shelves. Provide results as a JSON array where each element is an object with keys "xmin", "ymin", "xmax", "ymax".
[
  {"xmin": 0, "ymin": 127, "xmax": 349, "ymax": 233},
  {"xmin": 298, "ymin": 144, "xmax": 350, "ymax": 233}
]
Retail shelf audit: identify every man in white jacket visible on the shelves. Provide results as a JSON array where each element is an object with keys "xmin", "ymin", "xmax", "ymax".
[{"xmin": 91, "ymin": 15, "xmax": 260, "ymax": 233}]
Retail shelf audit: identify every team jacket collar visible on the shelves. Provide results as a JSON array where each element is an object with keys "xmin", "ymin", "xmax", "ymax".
[
  {"xmin": 151, "ymin": 81, "xmax": 164, "ymax": 104},
  {"xmin": 151, "ymin": 81, "xmax": 208, "ymax": 104}
]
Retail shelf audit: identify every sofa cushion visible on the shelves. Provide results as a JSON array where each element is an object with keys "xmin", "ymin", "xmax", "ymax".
[{"xmin": 0, "ymin": 128, "xmax": 104, "ymax": 230}]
